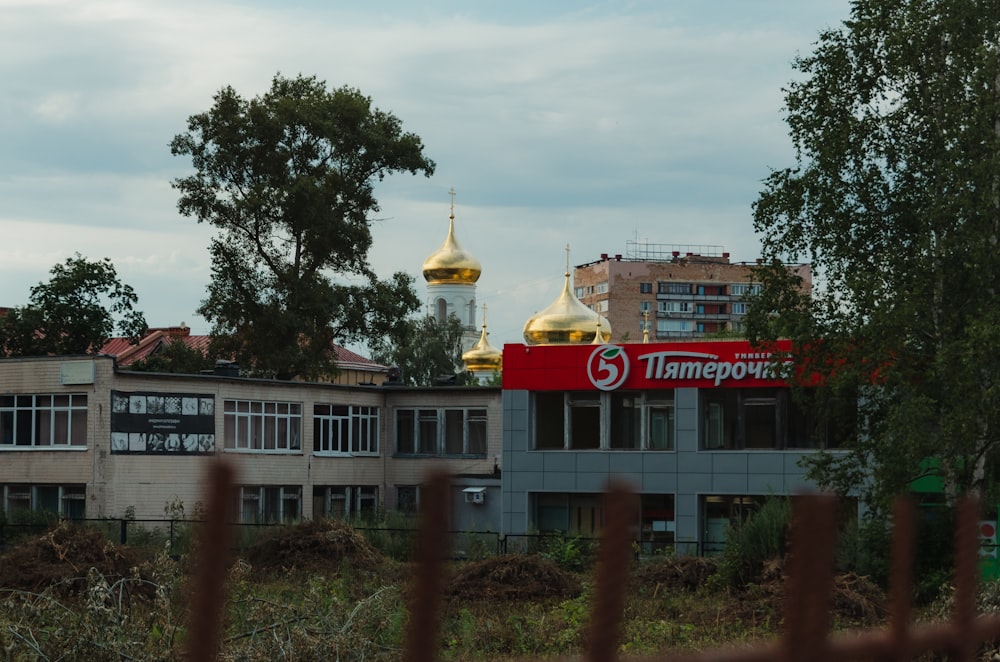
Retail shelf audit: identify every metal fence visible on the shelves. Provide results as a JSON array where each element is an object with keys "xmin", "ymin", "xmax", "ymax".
[{"xmin": 173, "ymin": 463, "xmax": 1000, "ymax": 661}]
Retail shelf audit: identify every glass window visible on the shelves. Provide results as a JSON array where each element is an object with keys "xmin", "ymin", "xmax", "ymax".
[
  {"xmin": 314, "ymin": 404, "xmax": 379, "ymax": 455},
  {"xmin": 395, "ymin": 408, "xmax": 489, "ymax": 456},
  {"xmin": 224, "ymin": 400, "xmax": 301, "ymax": 452},
  {"xmin": 639, "ymin": 282, "xmax": 652, "ymax": 293},
  {"xmin": 238, "ymin": 486, "xmax": 300, "ymax": 523},
  {"xmin": 609, "ymin": 393, "xmax": 641, "ymax": 450},
  {"xmin": 568, "ymin": 393, "xmax": 600, "ymax": 449},
  {"xmin": 0, "ymin": 394, "xmax": 87, "ymax": 448},
  {"xmin": 534, "ymin": 393, "xmax": 565, "ymax": 449}
]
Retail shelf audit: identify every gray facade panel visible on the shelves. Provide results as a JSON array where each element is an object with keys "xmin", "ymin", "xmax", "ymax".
[
  {"xmin": 747, "ymin": 474, "xmax": 785, "ymax": 493},
  {"xmin": 677, "ymin": 472, "xmax": 712, "ymax": 494},
  {"xmin": 577, "ymin": 472, "xmax": 619, "ymax": 492},
  {"xmin": 747, "ymin": 453, "xmax": 788, "ymax": 474},
  {"xmin": 640, "ymin": 453, "xmax": 677, "ymax": 473},
  {"xmin": 541, "ymin": 452, "xmax": 577, "ymax": 472},
  {"xmin": 542, "ymin": 472, "xmax": 578, "ymax": 491},
  {"xmin": 510, "ymin": 471, "xmax": 544, "ymax": 492},
  {"xmin": 711, "ymin": 474, "xmax": 749, "ymax": 493},
  {"xmin": 509, "ymin": 451, "xmax": 545, "ymax": 472},
  {"xmin": 576, "ymin": 453, "xmax": 610, "ymax": 473},
  {"xmin": 711, "ymin": 453, "xmax": 748, "ymax": 474},
  {"xmin": 641, "ymin": 473, "xmax": 677, "ymax": 493},
  {"xmin": 608, "ymin": 453, "xmax": 644, "ymax": 474},
  {"xmin": 677, "ymin": 452, "xmax": 712, "ymax": 473},
  {"xmin": 783, "ymin": 453, "xmax": 811, "ymax": 474}
]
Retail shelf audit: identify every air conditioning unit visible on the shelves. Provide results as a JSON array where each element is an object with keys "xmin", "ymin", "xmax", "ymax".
[{"xmin": 463, "ymin": 488, "xmax": 486, "ymax": 504}]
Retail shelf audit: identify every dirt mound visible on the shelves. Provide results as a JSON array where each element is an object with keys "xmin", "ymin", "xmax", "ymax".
[
  {"xmin": 447, "ymin": 553, "xmax": 583, "ymax": 602},
  {"xmin": 633, "ymin": 556, "xmax": 718, "ymax": 592},
  {"xmin": 727, "ymin": 570, "xmax": 887, "ymax": 629},
  {"xmin": 242, "ymin": 518, "xmax": 384, "ymax": 573},
  {"xmin": 0, "ymin": 522, "xmax": 141, "ymax": 595}
]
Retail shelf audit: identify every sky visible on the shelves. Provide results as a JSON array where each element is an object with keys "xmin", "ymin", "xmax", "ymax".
[{"xmin": 0, "ymin": 0, "xmax": 853, "ymax": 353}]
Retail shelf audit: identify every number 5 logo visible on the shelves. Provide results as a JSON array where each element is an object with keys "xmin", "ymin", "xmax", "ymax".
[{"xmin": 587, "ymin": 344, "xmax": 630, "ymax": 391}]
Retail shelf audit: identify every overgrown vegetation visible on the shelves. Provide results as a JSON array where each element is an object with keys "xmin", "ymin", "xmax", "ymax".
[{"xmin": 0, "ymin": 508, "xmax": 911, "ymax": 660}]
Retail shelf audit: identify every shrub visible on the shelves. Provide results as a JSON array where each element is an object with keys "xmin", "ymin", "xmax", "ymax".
[{"xmin": 716, "ymin": 497, "xmax": 791, "ymax": 589}]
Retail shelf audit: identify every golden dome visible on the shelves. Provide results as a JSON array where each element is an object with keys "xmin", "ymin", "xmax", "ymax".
[
  {"xmin": 422, "ymin": 207, "xmax": 481, "ymax": 285},
  {"xmin": 463, "ymin": 318, "xmax": 502, "ymax": 372},
  {"xmin": 523, "ymin": 271, "xmax": 612, "ymax": 345}
]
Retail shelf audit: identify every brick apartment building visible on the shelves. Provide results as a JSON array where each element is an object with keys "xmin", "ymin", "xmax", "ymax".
[{"xmin": 573, "ymin": 242, "xmax": 812, "ymax": 342}]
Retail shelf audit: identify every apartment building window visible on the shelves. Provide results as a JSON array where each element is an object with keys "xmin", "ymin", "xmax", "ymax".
[
  {"xmin": 395, "ymin": 407, "xmax": 488, "ymax": 456},
  {"xmin": 534, "ymin": 391, "xmax": 675, "ymax": 450},
  {"xmin": 313, "ymin": 485, "xmax": 379, "ymax": 518},
  {"xmin": 639, "ymin": 282, "xmax": 653, "ymax": 294},
  {"xmin": 731, "ymin": 284, "xmax": 749, "ymax": 296},
  {"xmin": 658, "ymin": 301, "xmax": 692, "ymax": 314},
  {"xmin": 224, "ymin": 400, "xmax": 302, "ymax": 452},
  {"xmin": 0, "ymin": 394, "xmax": 87, "ymax": 448},
  {"xmin": 574, "ymin": 287, "xmax": 585, "ymax": 298},
  {"xmin": 1, "ymin": 484, "xmax": 85, "ymax": 519},
  {"xmin": 659, "ymin": 282, "xmax": 690, "ymax": 295},
  {"xmin": 595, "ymin": 282, "xmax": 608, "ymax": 294},
  {"xmin": 238, "ymin": 485, "xmax": 301, "ymax": 523},
  {"xmin": 732, "ymin": 302, "xmax": 748, "ymax": 315},
  {"xmin": 313, "ymin": 404, "xmax": 379, "ymax": 455},
  {"xmin": 639, "ymin": 301, "xmax": 652, "ymax": 314},
  {"xmin": 657, "ymin": 319, "xmax": 692, "ymax": 333}
]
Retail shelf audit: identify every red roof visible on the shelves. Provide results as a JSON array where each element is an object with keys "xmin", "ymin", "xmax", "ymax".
[{"xmin": 101, "ymin": 326, "xmax": 386, "ymax": 372}]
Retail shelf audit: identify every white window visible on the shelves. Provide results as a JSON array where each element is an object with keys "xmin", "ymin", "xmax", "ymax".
[
  {"xmin": 574, "ymin": 287, "xmax": 585, "ymax": 298},
  {"xmin": 731, "ymin": 284, "xmax": 749, "ymax": 296},
  {"xmin": 395, "ymin": 408, "xmax": 488, "ymax": 456},
  {"xmin": 0, "ymin": 394, "xmax": 88, "ymax": 448},
  {"xmin": 224, "ymin": 400, "xmax": 302, "ymax": 452},
  {"xmin": 732, "ymin": 302, "xmax": 748, "ymax": 315},
  {"xmin": 658, "ymin": 301, "xmax": 692, "ymax": 314},
  {"xmin": 313, "ymin": 404, "xmax": 379, "ymax": 455},
  {"xmin": 2, "ymin": 484, "xmax": 86, "ymax": 519},
  {"xmin": 314, "ymin": 485, "xmax": 379, "ymax": 518},
  {"xmin": 595, "ymin": 282, "xmax": 608, "ymax": 294},
  {"xmin": 657, "ymin": 319, "xmax": 692, "ymax": 333},
  {"xmin": 238, "ymin": 485, "xmax": 301, "ymax": 523}
]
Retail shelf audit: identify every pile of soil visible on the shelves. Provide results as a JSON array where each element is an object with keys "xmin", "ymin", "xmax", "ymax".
[
  {"xmin": 447, "ymin": 553, "xmax": 583, "ymax": 602},
  {"xmin": 632, "ymin": 556, "xmax": 719, "ymax": 593},
  {"xmin": 0, "ymin": 522, "xmax": 141, "ymax": 595},
  {"xmin": 242, "ymin": 518, "xmax": 384, "ymax": 573}
]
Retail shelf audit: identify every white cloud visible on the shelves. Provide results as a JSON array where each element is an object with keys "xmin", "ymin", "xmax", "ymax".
[{"xmin": 0, "ymin": 0, "xmax": 854, "ymax": 347}]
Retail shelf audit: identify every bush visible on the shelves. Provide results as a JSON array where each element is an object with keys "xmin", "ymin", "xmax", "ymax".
[{"xmin": 716, "ymin": 497, "xmax": 791, "ymax": 589}]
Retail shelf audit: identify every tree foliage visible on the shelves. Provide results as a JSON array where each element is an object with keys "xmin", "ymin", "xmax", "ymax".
[
  {"xmin": 368, "ymin": 314, "xmax": 471, "ymax": 386},
  {"xmin": 0, "ymin": 254, "xmax": 147, "ymax": 357},
  {"xmin": 128, "ymin": 339, "xmax": 214, "ymax": 375},
  {"xmin": 171, "ymin": 74, "xmax": 433, "ymax": 380},
  {"xmin": 747, "ymin": 0, "xmax": 1000, "ymax": 512}
]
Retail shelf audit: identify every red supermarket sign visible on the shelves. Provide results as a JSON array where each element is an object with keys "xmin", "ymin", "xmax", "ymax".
[{"xmin": 502, "ymin": 340, "xmax": 791, "ymax": 391}]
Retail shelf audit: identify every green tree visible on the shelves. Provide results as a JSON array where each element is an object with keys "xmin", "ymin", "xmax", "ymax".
[
  {"xmin": 0, "ymin": 254, "xmax": 147, "ymax": 356},
  {"xmin": 369, "ymin": 314, "xmax": 471, "ymax": 386},
  {"xmin": 748, "ymin": 0, "xmax": 1000, "ymax": 512},
  {"xmin": 171, "ymin": 74, "xmax": 433, "ymax": 380},
  {"xmin": 128, "ymin": 339, "xmax": 214, "ymax": 374}
]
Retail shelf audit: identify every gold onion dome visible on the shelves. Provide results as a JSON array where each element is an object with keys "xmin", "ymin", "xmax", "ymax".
[
  {"xmin": 523, "ymin": 270, "xmax": 612, "ymax": 345},
  {"xmin": 463, "ymin": 312, "xmax": 503, "ymax": 372},
  {"xmin": 422, "ymin": 209, "xmax": 481, "ymax": 285}
]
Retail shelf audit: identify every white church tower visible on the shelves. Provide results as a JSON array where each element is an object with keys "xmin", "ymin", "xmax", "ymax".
[{"xmin": 421, "ymin": 189, "xmax": 481, "ymax": 351}]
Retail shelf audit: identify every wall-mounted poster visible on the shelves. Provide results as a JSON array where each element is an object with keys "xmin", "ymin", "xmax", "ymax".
[{"xmin": 111, "ymin": 391, "xmax": 215, "ymax": 454}]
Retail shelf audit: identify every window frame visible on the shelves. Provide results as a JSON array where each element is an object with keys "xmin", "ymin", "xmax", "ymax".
[
  {"xmin": 0, "ymin": 394, "xmax": 88, "ymax": 449},
  {"xmin": 224, "ymin": 399, "xmax": 302, "ymax": 453},
  {"xmin": 533, "ymin": 391, "xmax": 676, "ymax": 451},
  {"xmin": 394, "ymin": 407, "xmax": 490, "ymax": 457},
  {"xmin": 313, "ymin": 404, "xmax": 380, "ymax": 456}
]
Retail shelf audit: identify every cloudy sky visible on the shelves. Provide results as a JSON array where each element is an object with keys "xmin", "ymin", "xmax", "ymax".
[{"xmin": 1, "ymin": 0, "xmax": 852, "ymax": 352}]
